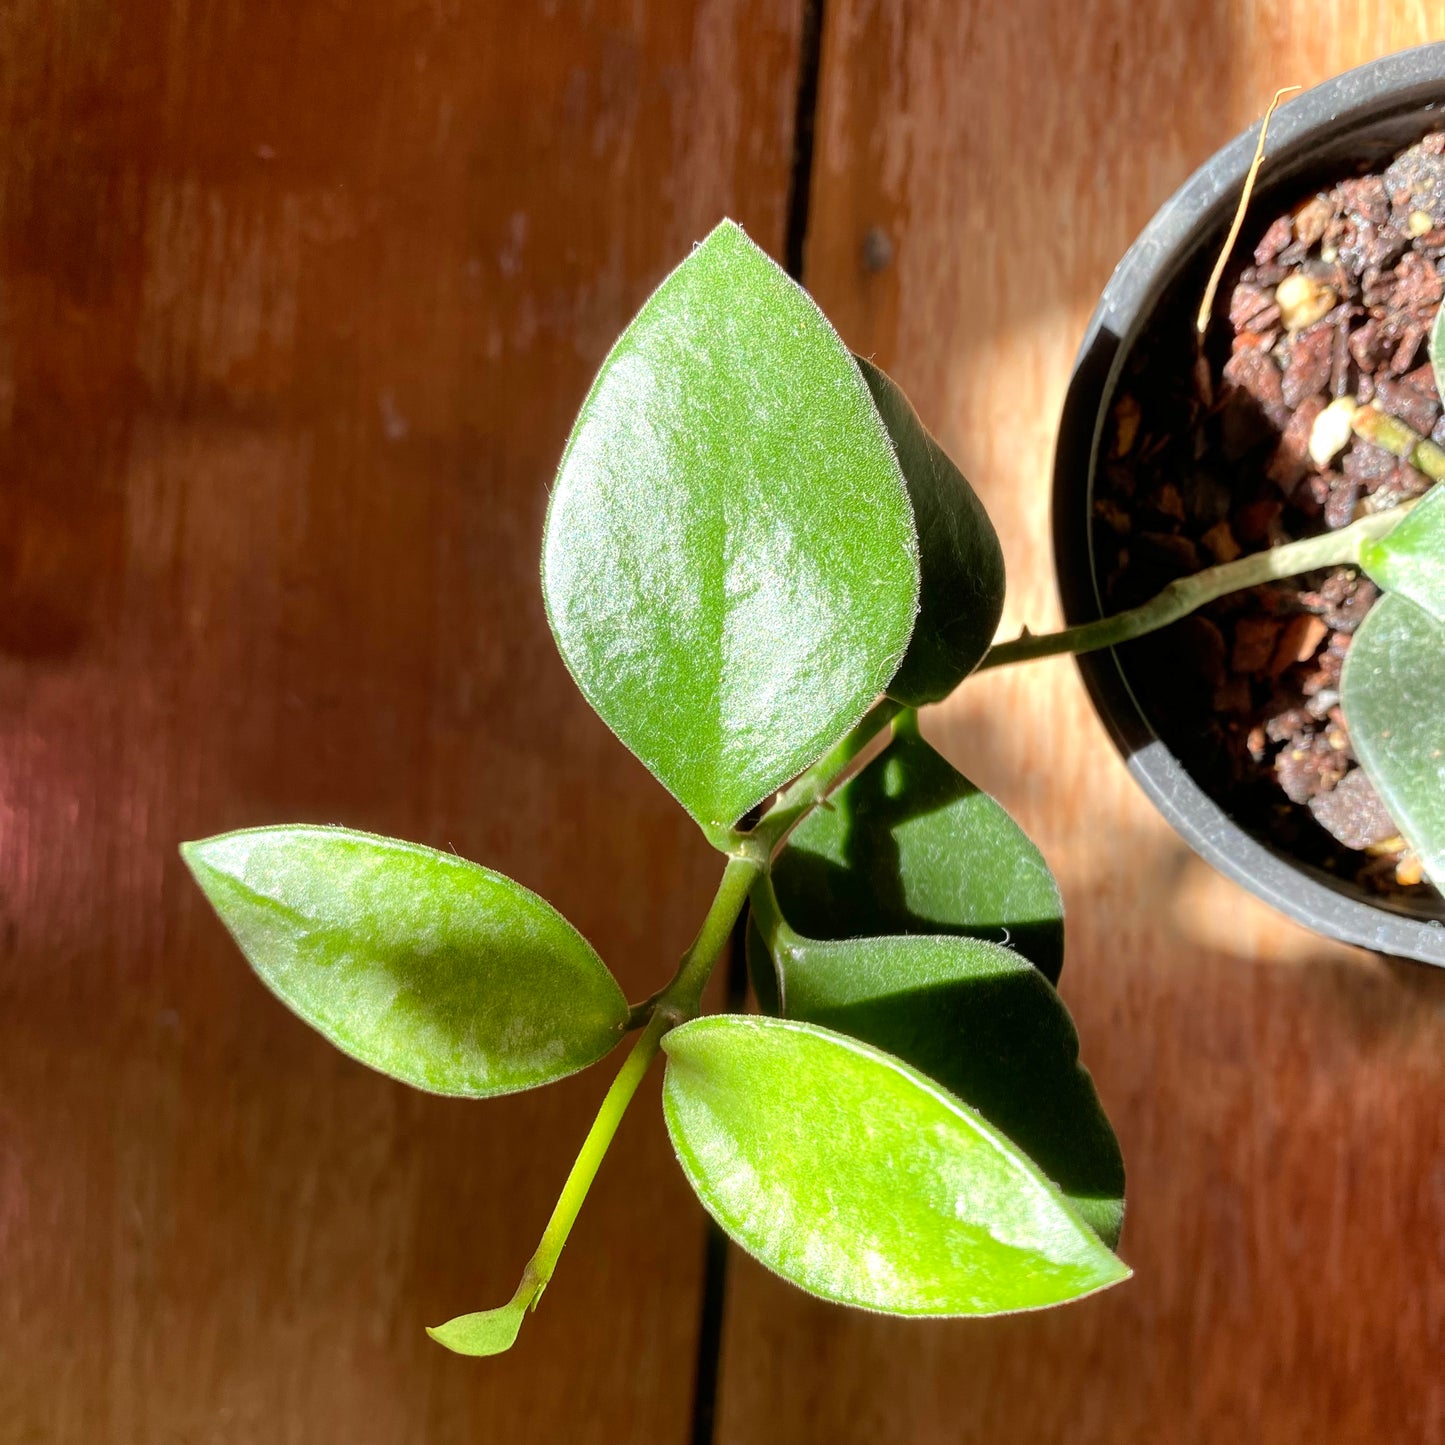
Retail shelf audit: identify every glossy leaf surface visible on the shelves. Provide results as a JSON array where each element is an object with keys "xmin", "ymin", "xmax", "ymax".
[
  {"xmin": 661, "ymin": 1015, "xmax": 1128, "ymax": 1314},
  {"xmin": 750, "ymin": 928, "xmax": 1123, "ymax": 1244},
  {"xmin": 1359, "ymin": 481, "xmax": 1445, "ymax": 624},
  {"xmin": 761, "ymin": 718, "xmax": 1064, "ymax": 980},
  {"xmin": 542, "ymin": 220, "xmax": 920, "ymax": 832},
  {"xmin": 1340, "ymin": 593, "xmax": 1445, "ymax": 886},
  {"xmin": 855, "ymin": 357, "xmax": 1005, "ymax": 705},
  {"xmin": 182, "ymin": 826, "xmax": 629, "ymax": 1095}
]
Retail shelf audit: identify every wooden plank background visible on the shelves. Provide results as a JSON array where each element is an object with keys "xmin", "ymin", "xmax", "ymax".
[
  {"xmin": 718, "ymin": 5, "xmax": 1445, "ymax": 1443},
  {"xmin": 0, "ymin": 4, "xmax": 801, "ymax": 1442},
  {"xmin": 3, "ymin": 2, "xmax": 1445, "ymax": 1442}
]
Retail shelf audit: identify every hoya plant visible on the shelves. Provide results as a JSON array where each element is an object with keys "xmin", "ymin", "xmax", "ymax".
[{"xmin": 183, "ymin": 220, "xmax": 1445, "ymax": 1357}]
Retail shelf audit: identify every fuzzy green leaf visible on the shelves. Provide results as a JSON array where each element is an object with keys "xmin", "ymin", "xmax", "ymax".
[
  {"xmin": 661, "ymin": 1015, "xmax": 1128, "ymax": 1315},
  {"xmin": 1340, "ymin": 593, "xmax": 1445, "ymax": 886},
  {"xmin": 1359, "ymin": 481, "xmax": 1445, "ymax": 624},
  {"xmin": 747, "ymin": 928, "xmax": 1123, "ymax": 1245},
  {"xmin": 182, "ymin": 826, "xmax": 629, "ymax": 1096},
  {"xmin": 542, "ymin": 220, "xmax": 920, "ymax": 834},
  {"xmin": 426, "ymin": 1300, "xmax": 527, "ymax": 1357},
  {"xmin": 758, "ymin": 718, "xmax": 1064, "ymax": 981},
  {"xmin": 854, "ymin": 357, "xmax": 1005, "ymax": 705}
]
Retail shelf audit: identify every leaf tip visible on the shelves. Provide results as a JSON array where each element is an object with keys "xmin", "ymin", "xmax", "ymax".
[
  {"xmin": 179, "ymin": 833, "xmax": 250, "ymax": 906},
  {"xmin": 179, "ymin": 830, "xmax": 246, "ymax": 873},
  {"xmin": 693, "ymin": 215, "xmax": 754, "ymax": 264},
  {"xmin": 1102, "ymin": 1254, "xmax": 1134, "ymax": 1291},
  {"xmin": 178, "ymin": 835, "xmax": 224, "ymax": 888},
  {"xmin": 1085, "ymin": 1231, "xmax": 1133, "ymax": 1288}
]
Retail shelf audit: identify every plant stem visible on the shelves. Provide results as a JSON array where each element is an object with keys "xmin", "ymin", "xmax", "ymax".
[
  {"xmin": 469, "ymin": 700, "xmax": 925, "ymax": 1345},
  {"xmin": 660, "ymin": 853, "xmax": 765, "ymax": 1020},
  {"xmin": 515, "ymin": 481, "xmax": 1423, "ymax": 1307},
  {"xmin": 978, "ymin": 499, "xmax": 1419, "ymax": 671},
  {"xmin": 502, "ymin": 853, "xmax": 762, "ymax": 1312},
  {"xmin": 1195, "ymin": 85, "xmax": 1299, "ymax": 339}
]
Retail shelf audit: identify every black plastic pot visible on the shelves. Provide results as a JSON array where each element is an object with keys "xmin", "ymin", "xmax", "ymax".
[{"xmin": 1053, "ymin": 43, "xmax": 1445, "ymax": 967}]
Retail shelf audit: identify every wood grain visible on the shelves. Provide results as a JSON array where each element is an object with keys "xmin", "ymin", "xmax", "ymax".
[
  {"xmin": 717, "ymin": 5, "xmax": 1445, "ymax": 1442},
  {"xmin": 0, "ymin": 3, "xmax": 801, "ymax": 1441}
]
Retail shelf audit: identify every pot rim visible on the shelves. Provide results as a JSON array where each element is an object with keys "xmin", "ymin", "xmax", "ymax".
[{"xmin": 1052, "ymin": 41, "xmax": 1445, "ymax": 966}]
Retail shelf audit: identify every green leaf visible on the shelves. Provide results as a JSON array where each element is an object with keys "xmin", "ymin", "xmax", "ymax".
[
  {"xmin": 181, "ymin": 826, "xmax": 629, "ymax": 1096},
  {"xmin": 758, "ymin": 717, "xmax": 1064, "ymax": 981},
  {"xmin": 427, "ymin": 1299, "xmax": 527, "ymax": 1357},
  {"xmin": 750, "ymin": 926, "xmax": 1124, "ymax": 1245},
  {"xmin": 661, "ymin": 1015, "xmax": 1128, "ymax": 1314},
  {"xmin": 1359, "ymin": 481, "xmax": 1445, "ymax": 624},
  {"xmin": 854, "ymin": 357, "xmax": 1005, "ymax": 705},
  {"xmin": 542, "ymin": 220, "xmax": 920, "ymax": 833},
  {"xmin": 1340, "ymin": 593, "xmax": 1445, "ymax": 886}
]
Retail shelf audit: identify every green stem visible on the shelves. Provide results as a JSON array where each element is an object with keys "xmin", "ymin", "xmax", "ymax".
[
  {"xmin": 978, "ymin": 498, "xmax": 1419, "ymax": 671},
  {"xmin": 623, "ymin": 988, "xmax": 665, "ymax": 1031},
  {"xmin": 453, "ymin": 697, "xmax": 930, "ymax": 1350},
  {"xmin": 491, "ymin": 854, "xmax": 762, "ymax": 1322},
  {"xmin": 745, "ymin": 697, "xmax": 906, "ymax": 854},
  {"xmin": 1351, "ymin": 406, "xmax": 1445, "ymax": 481},
  {"xmin": 524, "ymin": 1007, "xmax": 668, "ymax": 1299}
]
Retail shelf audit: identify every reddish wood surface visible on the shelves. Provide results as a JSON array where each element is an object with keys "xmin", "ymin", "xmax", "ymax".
[
  {"xmin": 9, "ymin": 2, "xmax": 1445, "ymax": 1440},
  {"xmin": 0, "ymin": 4, "xmax": 801, "ymax": 1441},
  {"xmin": 717, "ymin": 5, "xmax": 1445, "ymax": 1442}
]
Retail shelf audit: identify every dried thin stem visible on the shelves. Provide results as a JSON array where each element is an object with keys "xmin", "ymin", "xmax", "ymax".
[{"xmin": 1195, "ymin": 85, "xmax": 1301, "ymax": 339}]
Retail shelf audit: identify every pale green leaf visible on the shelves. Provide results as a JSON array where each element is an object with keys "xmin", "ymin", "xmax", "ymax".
[
  {"xmin": 661, "ymin": 1015, "xmax": 1129, "ymax": 1315},
  {"xmin": 182, "ymin": 826, "xmax": 629, "ymax": 1096},
  {"xmin": 427, "ymin": 1300, "xmax": 527, "ymax": 1357}
]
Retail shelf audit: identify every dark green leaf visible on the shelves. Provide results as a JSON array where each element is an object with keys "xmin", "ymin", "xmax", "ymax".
[
  {"xmin": 1359, "ymin": 481, "xmax": 1445, "ymax": 624},
  {"xmin": 1340, "ymin": 593, "xmax": 1445, "ymax": 886},
  {"xmin": 759, "ymin": 717, "xmax": 1064, "ymax": 981},
  {"xmin": 182, "ymin": 826, "xmax": 629, "ymax": 1095},
  {"xmin": 854, "ymin": 357, "xmax": 1005, "ymax": 705},
  {"xmin": 542, "ymin": 220, "xmax": 920, "ymax": 834},
  {"xmin": 748, "ymin": 927, "xmax": 1124, "ymax": 1245},
  {"xmin": 661, "ymin": 1015, "xmax": 1128, "ymax": 1314}
]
